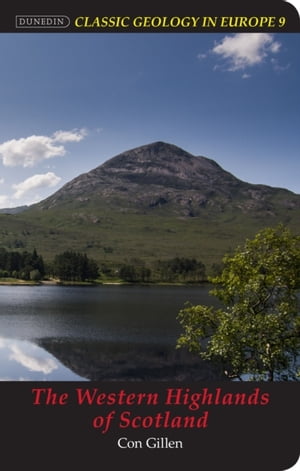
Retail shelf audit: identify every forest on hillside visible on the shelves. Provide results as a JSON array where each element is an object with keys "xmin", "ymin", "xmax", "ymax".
[{"xmin": 0, "ymin": 247, "xmax": 208, "ymax": 284}]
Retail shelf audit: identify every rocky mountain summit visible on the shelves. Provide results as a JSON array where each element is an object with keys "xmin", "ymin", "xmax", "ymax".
[{"xmin": 35, "ymin": 141, "xmax": 299, "ymax": 218}]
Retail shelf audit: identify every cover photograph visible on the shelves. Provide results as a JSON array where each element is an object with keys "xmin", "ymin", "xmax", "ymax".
[{"xmin": 0, "ymin": 1, "xmax": 299, "ymax": 469}]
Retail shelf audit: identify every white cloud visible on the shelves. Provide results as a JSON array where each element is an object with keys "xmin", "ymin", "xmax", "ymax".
[
  {"xmin": 0, "ymin": 337, "xmax": 58, "ymax": 376},
  {"xmin": 52, "ymin": 128, "xmax": 87, "ymax": 143},
  {"xmin": 0, "ymin": 195, "xmax": 10, "ymax": 207},
  {"xmin": 0, "ymin": 128, "xmax": 87, "ymax": 168},
  {"xmin": 269, "ymin": 41, "xmax": 281, "ymax": 53},
  {"xmin": 0, "ymin": 178, "xmax": 4, "ymax": 184},
  {"xmin": 12, "ymin": 172, "xmax": 61, "ymax": 199},
  {"xmin": 9, "ymin": 343, "xmax": 58, "ymax": 374},
  {"xmin": 211, "ymin": 33, "xmax": 281, "ymax": 71},
  {"xmin": 270, "ymin": 58, "xmax": 290, "ymax": 72}
]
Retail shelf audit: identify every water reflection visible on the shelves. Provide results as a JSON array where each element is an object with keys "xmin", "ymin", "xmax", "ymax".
[
  {"xmin": 0, "ymin": 284, "xmax": 223, "ymax": 381},
  {"xmin": 36, "ymin": 337, "xmax": 222, "ymax": 381},
  {"xmin": 0, "ymin": 337, "xmax": 87, "ymax": 381},
  {"xmin": 0, "ymin": 335, "xmax": 222, "ymax": 381}
]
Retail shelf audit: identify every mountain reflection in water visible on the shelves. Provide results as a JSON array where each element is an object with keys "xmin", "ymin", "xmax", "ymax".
[
  {"xmin": 0, "ymin": 284, "xmax": 223, "ymax": 381},
  {"xmin": 36, "ymin": 337, "xmax": 222, "ymax": 381},
  {"xmin": 0, "ymin": 336, "xmax": 220, "ymax": 381}
]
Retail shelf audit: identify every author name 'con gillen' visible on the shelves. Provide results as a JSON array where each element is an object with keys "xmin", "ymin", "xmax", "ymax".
[{"xmin": 117, "ymin": 436, "xmax": 183, "ymax": 449}]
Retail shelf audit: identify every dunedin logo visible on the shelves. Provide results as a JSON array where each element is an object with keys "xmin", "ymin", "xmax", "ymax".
[{"xmin": 15, "ymin": 15, "xmax": 70, "ymax": 29}]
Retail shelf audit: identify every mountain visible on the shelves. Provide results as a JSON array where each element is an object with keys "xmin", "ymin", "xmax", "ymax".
[
  {"xmin": 32, "ymin": 141, "xmax": 300, "ymax": 217},
  {"xmin": 0, "ymin": 205, "xmax": 28, "ymax": 214},
  {"xmin": 2, "ymin": 141, "xmax": 300, "ymax": 270}
]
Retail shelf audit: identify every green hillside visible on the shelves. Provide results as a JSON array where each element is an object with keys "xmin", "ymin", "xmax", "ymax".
[{"xmin": 0, "ymin": 142, "xmax": 299, "ymax": 274}]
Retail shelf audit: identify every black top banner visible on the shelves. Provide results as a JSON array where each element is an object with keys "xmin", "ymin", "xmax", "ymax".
[{"xmin": 1, "ymin": 0, "xmax": 300, "ymax": 33}]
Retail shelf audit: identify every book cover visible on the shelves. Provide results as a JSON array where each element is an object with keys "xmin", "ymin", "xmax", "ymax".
[{"xmin": 0, "ymin": 1, "xmax": 299, "ymax": 469}]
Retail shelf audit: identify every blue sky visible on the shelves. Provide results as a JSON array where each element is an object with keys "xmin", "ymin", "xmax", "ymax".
[{"xmin": 0, "ymin": 32, "xmax": 299, "ymax": 208}]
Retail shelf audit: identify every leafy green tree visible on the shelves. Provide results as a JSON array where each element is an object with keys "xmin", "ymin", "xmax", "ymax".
[{"xmin": 176, "ymin": 225, "xmax": 300, "ymax": 381}]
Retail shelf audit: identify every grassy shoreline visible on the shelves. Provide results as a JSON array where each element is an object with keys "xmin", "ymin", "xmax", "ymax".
[
  {"xmin": 0, "ymin": 277, "xmax": 208, "ymax": 287},
  {"xmin": 0, "ymin": 277, "xmax": 40, "ymax": 285}
]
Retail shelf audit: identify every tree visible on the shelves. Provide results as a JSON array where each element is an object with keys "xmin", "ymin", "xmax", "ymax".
[
  {"xmin": 119, "ymin": 264, "xmax": 138, "ymax": 282},
  {"xmin": 0, "ymin": 247, "xmax": 45, "ymax": 280},
  {"xmin": 176, "ymin": 225, "xmax": 300, "ymax": 381},
  {"xmin": 30, "ymin": 269, "xmax": 42, "ymax": 282},
  {"xmin": 155, "ymin": 257, "xmax": 206, "ymax": 282},
  {"xmin": 53, "ymin": 251, "xmax": 99, "ymax": 281}
]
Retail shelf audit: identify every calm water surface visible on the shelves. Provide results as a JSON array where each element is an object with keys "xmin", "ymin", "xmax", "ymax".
[{"xmin": 0, "ymin": 284, "xmax": 219, "ymax": 381}]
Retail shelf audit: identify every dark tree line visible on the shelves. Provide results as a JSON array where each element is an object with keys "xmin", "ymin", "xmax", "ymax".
[
  {"xmin": 0, "ymin": 248, "xmax": 45, "ymax": 280},
  {"xmin": 0, "ymin": 247, "xmax": 206, "ymax": 284},
  {"xmin": 119, "ymin": 264, "xmax": 151, "ymax": 283},
  {"xmin": 53, "ymin": 251, "xmax": 99, "ymax": 282},
  {"xmin": 119, "ymin": 257, "xmax": 206, "ymax": 283},
  {"xmin": 155, "ymin": 257, "xmax": 206, "ymax": 282},
  {"xmin": 0, "ymin": 248, "xmax": 99, "ymax": 282}
]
